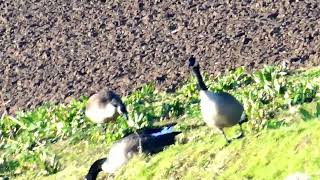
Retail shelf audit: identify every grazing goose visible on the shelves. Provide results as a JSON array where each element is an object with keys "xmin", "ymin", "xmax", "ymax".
[
  {"xmin": 85, "ymin": 89, "xmax": 128, "ymax": 124},
  {"xmin": 187, "ymin": 55, "xmax": 247, "ymax": 143},
  {"xmin": 84, "ymin": 123, "xmax": 181, "ymax": 180}
]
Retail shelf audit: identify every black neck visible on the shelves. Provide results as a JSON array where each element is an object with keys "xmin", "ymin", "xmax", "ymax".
[
  {"xmin": 85, "ymin": 158, "xmax": 107, "ymax": 180},
  {"xmin": 192, "ymin": 66, "xmax": 208, "ymax": 91}
]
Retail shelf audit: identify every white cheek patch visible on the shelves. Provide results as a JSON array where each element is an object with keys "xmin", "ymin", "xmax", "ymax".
[{"xmin": 117, "ymin": 106, "xmax": 122, "ymax": 114}]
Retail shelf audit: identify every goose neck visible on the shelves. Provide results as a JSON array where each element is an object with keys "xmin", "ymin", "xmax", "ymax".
[
  {"xmin": 85, "ymin": 158, "xmax": 107, "ymax": 180},
  {"xmin": 192, "ymin": 67, "xmax": 208, "ymax": 91}
]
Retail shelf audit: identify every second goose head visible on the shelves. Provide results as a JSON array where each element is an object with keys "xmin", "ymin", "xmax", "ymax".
[{"xmin": 85, "ymin": 90, "xmax": 128, "ymax": 124}]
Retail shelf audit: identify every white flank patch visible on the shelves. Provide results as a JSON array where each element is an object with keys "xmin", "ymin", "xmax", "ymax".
[
  {"xmin": 117, "ymin": 106, "xmax": 123, "ymax": 114},
  {"xmin": 151, "ymin": 126, "xmax": 174, "ymax": 137}
]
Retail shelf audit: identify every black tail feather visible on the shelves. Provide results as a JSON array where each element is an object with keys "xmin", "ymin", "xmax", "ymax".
[{"xmin": 142, "ymin": 131, "xmax": 181, "ymax": 154}]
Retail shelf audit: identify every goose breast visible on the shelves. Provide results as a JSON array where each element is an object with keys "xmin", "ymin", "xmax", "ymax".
[{"xmin": 200, "ymin": 91, "xmax": 244, "ymax": 128}]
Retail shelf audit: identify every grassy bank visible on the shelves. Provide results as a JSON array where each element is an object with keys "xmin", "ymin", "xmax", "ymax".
[{"xmin": 1, "ymin": 65, "xmax": 320, "ymax": 179}]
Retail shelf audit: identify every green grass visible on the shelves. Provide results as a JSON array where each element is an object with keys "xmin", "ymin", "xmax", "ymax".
[
  {"xmin": 119, "ymin": 120, "xmax": 320, "ymax": 180},
  {"xmin": 1, "ymin": 65, "xmax": 320, "ymax": 179}
]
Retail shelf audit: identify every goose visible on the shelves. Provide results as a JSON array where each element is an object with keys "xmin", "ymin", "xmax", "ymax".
[
  {"xmin": 84, "ymin": 123, "xmax": 181, "ymax": 180},
  {"xmin": 85, "ymin": 89, "xmax": 128, "ymax": 124},
  {"xmin": 187, "ymin": 55, "xmax": 247, "ymax": 143}
]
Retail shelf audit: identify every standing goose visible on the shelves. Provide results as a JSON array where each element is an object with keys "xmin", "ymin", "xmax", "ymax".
[
  {"xmin": 85, "ymin": 89, "xmax": 128, "ymax": 124},
  {"xmin": 84, "ymin": 123, "xmax": 181, "ymax": 180},
  {"xmin": 187, "ymin": 55, "xmax": 247, "ymax": 143}
]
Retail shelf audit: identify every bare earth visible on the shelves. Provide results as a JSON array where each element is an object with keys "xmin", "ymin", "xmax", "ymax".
[{"xmin": 0, "ymin": 0, "xmax": 319, "ymax": 114}]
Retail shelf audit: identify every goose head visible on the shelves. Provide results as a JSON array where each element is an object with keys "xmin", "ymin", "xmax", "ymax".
[
  {"xmin": 187, "ymin": 55, "xmax": 208, "ymax": 91},
  {"xmin": 187, "ymin": 55, "xmax": 200, "ymax": 70},
  {"xmin": 109, "ymin": 95, "xmax": 129, "ymax": 121}
]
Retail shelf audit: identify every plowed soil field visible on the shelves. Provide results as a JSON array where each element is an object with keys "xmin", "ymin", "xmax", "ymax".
[{"xmin": 1, "ymin": 0, "xmax": 319, "ymax": 114}]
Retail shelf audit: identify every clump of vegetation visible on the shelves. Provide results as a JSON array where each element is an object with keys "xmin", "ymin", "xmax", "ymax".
[{"xmin": 0, "ymin": 66, "xmax": 320, "ymax": 179}]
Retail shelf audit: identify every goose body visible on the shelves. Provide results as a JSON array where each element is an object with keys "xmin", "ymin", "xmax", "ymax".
[
  {"xmin": 85, "ymin": 90, "xmax": 128, "ymax": 124},
  {"xmin": 200, "ymin": 91, "xmax": 244, "ymax": 128},
  {"xmin": 85, "ymin": 123, "xmax": 181, "ymax": 180},
  {"xmin": 187, "ymin": 56, "xmax": 247, "ymax": 143}
]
